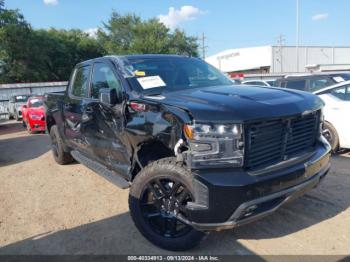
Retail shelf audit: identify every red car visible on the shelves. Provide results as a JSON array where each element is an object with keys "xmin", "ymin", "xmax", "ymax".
[{"xmin": 22, "ymin": 96, "xmax": 46, "ymax": 134}]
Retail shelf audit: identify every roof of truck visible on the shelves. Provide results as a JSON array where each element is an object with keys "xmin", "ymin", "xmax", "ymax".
[{"xmin": 110, "ymin": 54, "xmax": 191, "ymax": 60}]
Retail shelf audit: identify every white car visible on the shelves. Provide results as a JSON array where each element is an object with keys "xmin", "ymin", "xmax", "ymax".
[
  {"xmin": 313, "ymin": 81, "xmax": 350, "ymax": 151},
  {"xmin": 242, "ymin": 80, "xmax": 275, "ymax": 87}
]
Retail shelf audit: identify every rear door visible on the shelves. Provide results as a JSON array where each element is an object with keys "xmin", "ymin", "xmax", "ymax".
[
  {"xmin": 79, "ymin": 61, "xmax": 131, "ymax": 178},
  {"xmin": 63, "ymin": 64, "xmax": 93, "ymax": 156}
]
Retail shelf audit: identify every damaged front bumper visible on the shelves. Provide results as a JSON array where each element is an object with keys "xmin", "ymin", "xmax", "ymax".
[{"xmin": 180, "ymin": 138, "xmax": 331, "ymax": 231}]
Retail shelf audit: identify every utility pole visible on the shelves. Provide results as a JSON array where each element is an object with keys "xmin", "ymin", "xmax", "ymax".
[
  {"xmin": 296, "ymin": 0, "xmax": 300, "ymax": 72},
  {"xmin": 198, "ymin": 32, "xmax": 208, "ymax": 60},
  {"xmin": 276, "ymin": 34, "xmax": 285, "ymax": 72}
]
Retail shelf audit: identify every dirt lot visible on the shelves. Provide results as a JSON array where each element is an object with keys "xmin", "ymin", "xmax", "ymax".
[{"xmin": 0, "ymin": 121, "xmax": 350, "ymax": 256}]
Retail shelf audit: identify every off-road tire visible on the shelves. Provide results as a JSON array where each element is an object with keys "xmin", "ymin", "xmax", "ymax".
[
  {"xmin": 49, "ymin": 125, "xmax": 74, "ymax": 164},
  {"xmin": 323, "ymin": 122, "xmax": 339, "ymax": 153},
  {"xmin": 129, "ymin": 157, "xmax": 205, "ymax": 251}
]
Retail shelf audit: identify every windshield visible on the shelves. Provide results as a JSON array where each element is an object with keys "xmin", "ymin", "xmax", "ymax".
[
  {"xmin": 29, "ymin": 98, "xmax": 43, "ymax": 108},
  {"xmin": 126, "ymin": 57, "xmax": 233, "ymax": 94},
  {"xmin": 15, "ymin": 95, "xmax": 30, "ymax": 103}
]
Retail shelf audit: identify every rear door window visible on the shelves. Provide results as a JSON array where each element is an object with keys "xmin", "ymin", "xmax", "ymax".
[
  {"xmin": 285, "ymin": 80, "xmax": 306, "ymax": 91},
  {"xmin": 309, "ymin": 78, "xmax": 333, "ymax": 92},
  {"xmin": 71, "ymin": 66, "xmax": 91, "ymax": 98}
]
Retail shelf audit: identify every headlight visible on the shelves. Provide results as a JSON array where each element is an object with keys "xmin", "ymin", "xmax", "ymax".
[
  {"xmin": 29, "ymin": 114, "xmax": 42, "ymax": 120},
  {"xmin": 184, "ymin": 123, "xmax": 244, "ymax": 168}
]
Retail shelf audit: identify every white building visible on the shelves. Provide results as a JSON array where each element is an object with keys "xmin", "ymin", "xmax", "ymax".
[{"xmin": 206, "ymin": 45, "xmax": 350, "ymax": 75}]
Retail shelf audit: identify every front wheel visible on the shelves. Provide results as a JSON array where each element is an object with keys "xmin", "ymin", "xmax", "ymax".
[
  {"xmin": 129, "ymin": 158, "xmax": 205, "ymax": 251},
  {"xmin": 323, "ymin": 122, "xmax": 339, "ymax": 153}
]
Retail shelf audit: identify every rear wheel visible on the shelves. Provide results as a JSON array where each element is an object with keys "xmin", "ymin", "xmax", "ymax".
[
  {"xmin": 49, "ymin": 125, "xmax": 74, "ymax": 165},
  {"xmin": 323, "ymin": 122, "xmax": 339, "ymax": 153},
  {"xmin": 129, "ymin": 158, "xmax": 205, "ymax": 251}
]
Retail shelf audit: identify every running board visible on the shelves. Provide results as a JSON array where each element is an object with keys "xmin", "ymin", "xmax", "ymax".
[{"xmin": 71, "ymin": 150, "xmax": 130, "ymax": 189}]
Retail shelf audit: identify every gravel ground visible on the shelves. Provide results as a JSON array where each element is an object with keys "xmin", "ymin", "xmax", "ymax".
[{"xmin": 0, "ymin": 121, "xmax": 350, "ymax": 256}]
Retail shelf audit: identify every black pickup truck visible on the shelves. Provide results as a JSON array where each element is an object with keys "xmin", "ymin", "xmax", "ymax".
[{"xmin": 45, "ymin": 55, "xmax": 331, "ymax": 251}]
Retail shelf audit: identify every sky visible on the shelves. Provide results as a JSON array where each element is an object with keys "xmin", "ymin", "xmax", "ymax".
[{"xmin": 5, "ymin": 0, "xmax": 350, "ymax": 56}]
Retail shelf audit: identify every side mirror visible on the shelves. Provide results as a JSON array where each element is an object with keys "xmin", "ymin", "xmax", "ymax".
[
  {"xmin": 99, "ymin": 88, "xmax": 118, "ymax": 105},
  {"xmin": 22, "ymin": 105, "xmax": 27, "ymax": 109}
]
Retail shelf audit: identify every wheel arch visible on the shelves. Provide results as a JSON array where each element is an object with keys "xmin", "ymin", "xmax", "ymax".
[
  {"xmin": 131, "ymin": 140, "xmax": 176, "ymax": 180},
  {"xmin": 46, "ymin": 114, "xmax": 56, "ymax": 133}
]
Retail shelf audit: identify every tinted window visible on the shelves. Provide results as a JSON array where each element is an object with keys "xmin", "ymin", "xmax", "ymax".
[
  {"xmin": 330, "ymin": 85, "xmax": 350, "ymax": 101},
  {"xmin": 274, "ymin": 80, "xmax": 285, "ymax": 87},
  {"xmin": 29, "ymin": 98, "xmax": 43, "ymax": 108},
  {"xmin": 127, "ymin": 57, "xmax": 233, "ymax": 94},
  {"xmin": 309, "ymin": 78, "xmax": 333, "ymax": 92},
  {"xmin": 71, "ymin": 66, "xmax": 91, "ymax": 98},
  {"xmin": 244, "ymin": 81, "xmax": 261, "ymax": 85},
  {"xmin": 91, "ymin": 63, "xmax": 123, "ymax": 100},
  {"xmin": 15, "ymin": 95, "xmax": 30, "ymax": 103},
  {"xmin": 286, "ymin": 80, "xmax": 306, "ymax": 90}
]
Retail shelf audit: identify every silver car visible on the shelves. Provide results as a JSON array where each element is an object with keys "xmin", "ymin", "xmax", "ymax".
[{"xmin": 8, "ymin": 95, "xmax": 31, "ymax": 121}]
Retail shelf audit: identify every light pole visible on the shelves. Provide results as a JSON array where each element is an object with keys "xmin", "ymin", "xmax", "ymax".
[{"xmin": 296, "ymin": 0, "xmax": 300, "ymax": 72}]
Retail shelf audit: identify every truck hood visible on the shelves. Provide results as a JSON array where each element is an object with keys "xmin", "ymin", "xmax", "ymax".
[{"xmin": 146, "ymin": 85, "xmax": 324, "ymax": 123}]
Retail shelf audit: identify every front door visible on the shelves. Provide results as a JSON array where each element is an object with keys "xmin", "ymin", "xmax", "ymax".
[{"xmin": 79, "ymin": 61, "xmax": 131, "ymax": 178}]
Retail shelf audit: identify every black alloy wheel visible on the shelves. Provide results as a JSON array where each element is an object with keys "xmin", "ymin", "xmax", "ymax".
[{"xmin": 140, "ymin": 177, "xmax": 193, "ymax": 238}]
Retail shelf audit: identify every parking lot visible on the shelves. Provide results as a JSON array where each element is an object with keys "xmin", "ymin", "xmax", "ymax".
[{"xmin": 0, "ymin": 120, "xmax": 350, "ymax": 255}]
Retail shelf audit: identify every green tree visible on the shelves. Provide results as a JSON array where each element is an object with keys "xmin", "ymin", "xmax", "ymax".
[
  {"xmin": 0, "ymin": 7, "xmax": 104, "ymax": 83},
  {"xmin": 0, "ymin": 8, "xmax": 199, "ymax": 84},
  {"xmin": 0, "ymin": 7, "xmax": 34, "ymax": 83},
  {"xmin": 169, "ymin": 29, "xmax": 199, "ymax": 57},
  {"xmin": 98, "ymin": 12, "xmax": 140, "ymax": 55},
  {"xmin": 98, "ymin": 11, "xmax": 199, "ymax": 57},
  {"xmin": 32, "ymin": 29, "xmax": 104, "ymax": 81}
]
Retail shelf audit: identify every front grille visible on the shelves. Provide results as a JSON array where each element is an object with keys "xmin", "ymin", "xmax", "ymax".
[{"xmin": 245, "ymin": 110, "xmax": 320, "ymax": 170}]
